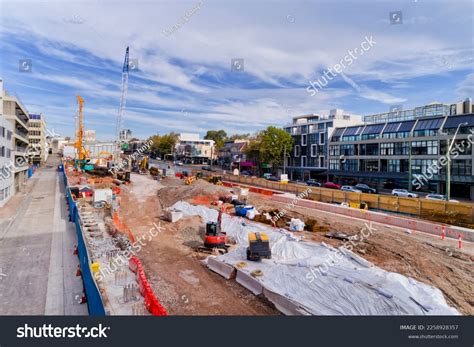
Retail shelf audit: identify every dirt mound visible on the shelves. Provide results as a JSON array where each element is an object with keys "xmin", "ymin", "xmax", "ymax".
[{"xmin": 157, "ymin": 179, "xmax": 230, "ymax": 207}]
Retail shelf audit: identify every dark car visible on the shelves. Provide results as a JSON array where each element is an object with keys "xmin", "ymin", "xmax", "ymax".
[
  {"xmin": 354, "ymin": 183, "xmax": 377, "ymax": 194},
  {"xmin": 323, "ymin": 182, "xmax": 341, "ymax": 189},
  {"xmin": 201, "ymin": 165, "xmax": 213, "ymax": 171},
  {"xmin": 266, "ymin": 175, "xmax": 279, "ymax": 182},
  {"xmin": 306, "ymin": 179, "xmax": 321, "ymax": 187},
  {"xmin": 240, "ymin": 170, "xmax": 252, "ymax": 176}
]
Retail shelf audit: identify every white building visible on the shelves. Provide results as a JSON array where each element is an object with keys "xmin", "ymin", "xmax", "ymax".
[
  {"xmin": 84, "ymin": 130, "xmax": 96, "ymax": 143},
  {"xmin": 0, "ymin": 97, "xmax": 14, "ymax": 207},
  {"xmin": 0, "ymin": 80, "xmax": 30, "ymax": 194},
  {"xmin": 175, "ymin": 133, "xmax": 215, "ymax": 164},
  {"xmin": 28, "ymin": 113, "xmax": 48, "ymax": 165},
  {"xmin": 120, "ymin": 129, "xmax": 132, "ymax": 142}
]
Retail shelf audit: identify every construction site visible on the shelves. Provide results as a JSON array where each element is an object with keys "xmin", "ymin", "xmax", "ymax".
[{"xmin": 47, "ymin": 46, "xmax": 473, "ymax": 317}]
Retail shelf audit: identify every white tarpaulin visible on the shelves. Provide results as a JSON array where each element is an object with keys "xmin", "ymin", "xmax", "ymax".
[{"xmin": 171, "ymin": 201, "xmax": 459, "ymax": 315}]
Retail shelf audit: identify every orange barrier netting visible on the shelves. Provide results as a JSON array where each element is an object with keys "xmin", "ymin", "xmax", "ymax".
[
  {"xmin": 113, "ymin": 212, "xmax": 136, "ymax": 243},
  {"xmin": 129, "ymin": 256, "xmax": 168, "ymax": 316}
]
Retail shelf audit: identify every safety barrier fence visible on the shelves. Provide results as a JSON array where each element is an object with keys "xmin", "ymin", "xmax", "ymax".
[
  {"xmin": 197, "ymin": 172, "xmax": 474, "ymax": 228},
  {"xmin": 129, "ymin": 256, "xmax": 168, "ymax": 316}
]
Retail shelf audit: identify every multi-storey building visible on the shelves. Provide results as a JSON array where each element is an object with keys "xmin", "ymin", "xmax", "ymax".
[
  {"xmin": 175, "ymin": 133, "xmax": 215, "ymax": 164},
  {"xmin": 218, "ymin": 140, "xmax": 248, "ymax": 170},
  {"xmin": 284, "ymin": 109, "xmax": 363, "ymax": 181},
  {"xmin": 0, "ymin": 80, "xmax": 30, "ymax": 194},
  {"xmin": 28, "ymin": 113, "xmax": 48, "ymax": 165},
  {"xmin": 328, "ymin": 99, "xmax": 474, "ymax": 200},
  {"xmin": 0, "ymin": 94, "xmax": 14, "ymax": 207},
  {"xmin": 120, "ymin": 129, "xmax": 132, "ymax": 142}
]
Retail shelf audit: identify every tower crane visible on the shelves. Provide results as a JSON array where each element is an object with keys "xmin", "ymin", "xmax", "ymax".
[{"xmin": 115, "ymin": 46, "xmax": 129, "ymax": 161}]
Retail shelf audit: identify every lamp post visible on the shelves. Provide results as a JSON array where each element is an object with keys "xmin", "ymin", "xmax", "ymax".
[{"xmin": 446, "ymin": 122, "xmax": 468, "ymax": 200}]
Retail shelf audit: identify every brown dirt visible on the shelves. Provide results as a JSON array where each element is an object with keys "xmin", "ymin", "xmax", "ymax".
[
  {"xmin": 119, "ymin": 174, "xmax": 473, "ymax": 315},
  {"xmin": 248, "ymin": 194, "xmax": 474, "ymax": 315},
  {"xmin": 119, "ymin": 174, "xmax": 279, "ymax": 315}
]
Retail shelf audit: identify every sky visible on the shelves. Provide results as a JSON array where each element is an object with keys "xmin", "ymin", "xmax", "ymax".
[{"xmin": 0, "ymin": 0, "xmax": 473, "ymax": 141}]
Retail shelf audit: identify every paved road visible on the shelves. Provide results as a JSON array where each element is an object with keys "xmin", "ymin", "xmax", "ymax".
[{"xmin": 0, "ymin": 157, "xmax": 88, "ymax": 315}]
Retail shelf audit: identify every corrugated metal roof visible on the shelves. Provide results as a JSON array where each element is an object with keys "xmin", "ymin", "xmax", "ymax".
[
  {"xmin": 383, "ymin": 122, "xmax": 401, "ymax": 133},
  {"xmin": 398, "ymin": 120, "xmax": 416, "ymax": 132},
  {"xmin": 414, "ymin": 117, "xmax": 444, "ymax": 131},
  {"xmin": 343, "ymin": 126, "xmax": 362, "ymax": 136},
  {"xmin": 362, "ymin": 124, "xmax": 385, "ymax": 135}
]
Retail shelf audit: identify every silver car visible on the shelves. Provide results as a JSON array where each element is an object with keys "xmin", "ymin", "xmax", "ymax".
[
  {"xmin": 341, "ymin": 185, "xmax": 362, "ymax": 193},
  {"xmin": 392, "ymin": 189, "xmax": 418, "ymax": 198}
]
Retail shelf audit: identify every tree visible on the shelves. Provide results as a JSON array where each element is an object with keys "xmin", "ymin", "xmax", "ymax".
[
  {"xmin": 259, "ymin": 126, "xmax": 293, "ymax": 169},
  {"xmin": 147, "ymin": 132, "xmax": 178, "ymax": 158},
  {"xmin": 204, "ymin": 130, "xmax": 227, "ymax": 151},
  {"xmin": 227, "ymin": 133, "xmax": 250, "ymax": 141}
]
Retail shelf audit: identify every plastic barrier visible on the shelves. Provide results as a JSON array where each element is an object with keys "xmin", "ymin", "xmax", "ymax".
[{"xmin": 128, "ymin": 256, "xmax": 168, "ymax": 316}]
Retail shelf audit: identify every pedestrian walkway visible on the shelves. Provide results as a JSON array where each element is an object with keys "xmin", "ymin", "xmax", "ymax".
[{"xmin": 0, "ymin": 157, "xmax": 88, "ymax": 315}]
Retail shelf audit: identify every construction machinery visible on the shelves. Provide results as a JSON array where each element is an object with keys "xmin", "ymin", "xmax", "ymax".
[
  {"xmin": 208, "ymin": 175, "xmax": 223, "ymax": 185},
  {"xmin": 74, "ymin": 95, "xmax": 92, "ymax": 170},
  {"xmin": 246, "ymin": 232, "xmax": 271, "ymax": 261},
  {"xmin": 196, "ymin": 205, "xmax": 230, "ymax": 255},
  {"xmin": 185, "ymin": 175, "xmax": 197, "ymax": 185}
]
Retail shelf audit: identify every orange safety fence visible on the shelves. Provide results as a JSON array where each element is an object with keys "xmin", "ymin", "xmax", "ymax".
[
  {"xmin": 129, "ymin": 256, "xmax": 168, "ymax": 316},
  {"xmin": 113, "ymin": 212, "xmax": 136, "ymax": 243}
]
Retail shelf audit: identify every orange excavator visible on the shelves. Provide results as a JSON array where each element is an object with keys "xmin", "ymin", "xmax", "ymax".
[{"xmin": 196, "ymin": 205, "xmax": 231, "ymax": 254}]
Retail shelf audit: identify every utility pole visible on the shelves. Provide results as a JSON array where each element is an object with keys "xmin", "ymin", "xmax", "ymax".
[
  {"xmin": 408, "ymin": 140, "xmax": 412, "ymax": 191},
  {"xmin": 210, "ymin": 145, "xmax": 213, "ymax": 171},
  {"xmin": 446, "ymin": 122, "xmax": 468, "ymax": 200},
  {"xmin": 283, "ymin": 145, "xmax": 286, "ymax": 175}
]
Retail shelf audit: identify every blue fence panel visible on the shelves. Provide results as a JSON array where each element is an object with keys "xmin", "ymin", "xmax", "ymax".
[{"xmin": 62, "ymin": 170, "xmax": 106, "ymax": 316}]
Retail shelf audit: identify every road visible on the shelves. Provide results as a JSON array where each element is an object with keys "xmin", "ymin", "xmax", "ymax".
[{"xmin": 0, "ymin": 156, "xmax": 88, "ymax": 315}]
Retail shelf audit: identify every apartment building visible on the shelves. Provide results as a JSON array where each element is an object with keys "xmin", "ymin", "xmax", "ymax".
[
  {"xmin": 218, "ymin": 140, "xmax": 248, "ymax": 170},
  {"xmin": 0, "ymin": 80, "xmax": 30, "ymax": 194},
  {"xmin": 327, "ymin": 99, "xmax": 474, "ymax": 200},
  {"xmin": 175, "ymin": 133, "xmax": 215, "ymax": 164},
  {"xmin": 0, "ymin": 100, "xmax": 14, "ymax": 208},
  {"xmin": 28, "ymin": 113, "xmax": 48, "ymax": 165},
  {"xmin": 283, "ymin": 109, "xmax": 363, "ymax": 181}
]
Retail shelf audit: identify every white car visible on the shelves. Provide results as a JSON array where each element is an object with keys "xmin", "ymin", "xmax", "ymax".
[
  {"xmin": 425, "ymin": 194, "xmax": 459, "ymax": 202},
  {"xmin": 341, "ymin": 186, "xmax": 362, "ymax": 193},
  {"xmin": 392, "ymin": 189, "xmax": 418, "ymax": 198},
  {"xmin": 174, "ymin": 161, "xmax": 183, "ymax": 166}
]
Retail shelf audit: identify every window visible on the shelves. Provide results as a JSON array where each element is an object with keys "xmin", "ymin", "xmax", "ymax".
[
  {"xmin": 7, "ymin": 131, "xmax": 12, "ymax": 140},
  {"xmin": 301, "ymin": 156, "xmax": 307, "ymax": 167},
  {"xmin": 329, "ymin": 159, "xmax": 340, "ymax": 170},
  {"xmin": 451, "ymin": 160, "xmax": 472, "ymax": 176},
  {"xmin": 329, "ymin": 145, "xmax": 339, "ymax": 156},
  {"xmin": 319, "ymin": 156, "xmax": 325, "ymax": 168},
  {"xmin": 294, "ymin": 145, "xmax": 300, "ymax": 157},
  {"xmin": 0, "ymin": 146, "xmax": 4, "ymax": 157},
  {"xmin": 319, "ymin": 133, "xmax": 325, "ymax": 145},
  {"xmin": 0, "ymin": 127, "xmax": 4, "ymax": 137},
  {"xmin": 360, "ymin": 143, "xmax": 379, "ymax": 156},
  {"xmin": 340, "ymin": 144, "xmax": 356, "ymax": 156},
  {"xmin": 310, "ymin": 144, "xmax": 317, "ymax": 157},
  {"xmin": 411, "ymin": 141, "xmax": 438, "ymax": 155},
  {"xmin": 301, "ymin": 134, "xmax": 307, "ymax": 146}
]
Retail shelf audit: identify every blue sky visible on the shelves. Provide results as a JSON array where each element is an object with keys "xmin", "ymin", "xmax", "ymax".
[{"xmin": 0, "ymin": 0, "xmax": 473, "ymax": 140}]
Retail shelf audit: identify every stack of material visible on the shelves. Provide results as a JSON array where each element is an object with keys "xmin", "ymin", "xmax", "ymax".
[{"xmin": 171, "ymin": 201, "xmax": 459, "ymax": 316}]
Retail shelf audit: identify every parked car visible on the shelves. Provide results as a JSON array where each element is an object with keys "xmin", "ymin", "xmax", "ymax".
[
  {"xmin": 291, "ymin": 179, "xmax": 306, "ymax": 185},
  {"xmin": 425, "ymin": 194, "xmax": 459, "ymax": 202},
  {"xmin": 306, "ymin": 179, "xmax": 321, "ymax": 187},
  {"xmin": 341, "ymin": 185, "xmax": 362, "ymax": 193},
  {"xmin": 201, "ymin": 165, "xmax": 212, "ymax": 171},
  {"xmin": 354, "ymin": 183, "xmax": 377, "ymax": 194},
  {"xmin": 323, "ymin": 182, "xmax": 341, "ymax": 189},
  {"xmin": 175, "ymin": 161, "xmax": 183, "ymax": 166},
  {"xmin": 266, "ymin": 175, "xmax": 280, "ymax": 182},
  {"xmin": 392, "ymin": 189, "xmax": 418, "ymax": 198},
  {"xmin": 262, "ymin": 173, "xmax": 272, "ymax": 179},
  {"xmin": 240, "ymin": 170, "xmax": 252, "ymax": 176}
]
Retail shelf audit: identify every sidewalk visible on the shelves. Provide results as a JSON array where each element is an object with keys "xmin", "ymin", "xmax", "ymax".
[{"xmin": 0, "ymin": 158, "xmax": 88, "ymax": 315}]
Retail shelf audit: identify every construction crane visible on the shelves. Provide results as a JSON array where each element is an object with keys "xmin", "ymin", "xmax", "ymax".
[
  {"xmin": 74, "ymin": 95, "xmax": 90, "ymax": 162},
  {"xmin": 115, "ymin": 46, "xmax": 129, "ymax": 161}
]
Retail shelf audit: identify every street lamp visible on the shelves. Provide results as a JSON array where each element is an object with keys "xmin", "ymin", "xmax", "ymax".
[{"xmin": 445, "ymin": 122, "xmax": 468, "ymax": 200}]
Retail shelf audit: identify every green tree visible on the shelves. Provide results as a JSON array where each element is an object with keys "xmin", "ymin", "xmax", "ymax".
[
  {"xmin": 226, "ymin": 133, "xmax": 250, "ymax": 141},
  {"xmin": 204, "ymin": 130, "xmax": 227, "ymax": 151},
  {"xmin": 147, "ymin": 133, "xmax": 178, "ymax": 158},
  {"xmin": 259, "ymin": 126, "xmax": 293, "ymax": 168}
]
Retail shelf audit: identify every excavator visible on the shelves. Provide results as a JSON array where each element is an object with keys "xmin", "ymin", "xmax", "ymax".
[{"xmin": 196, "ymin": 205, "xmax": 231, "ymax": 255}]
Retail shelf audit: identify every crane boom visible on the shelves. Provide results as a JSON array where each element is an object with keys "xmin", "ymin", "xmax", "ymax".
[
  {"xmin": 75, "ymin": 95, "xmax": 86, "ymax": 160},
  {"xmin": 115, "ymin": 46, "xmax": 129, "ymax": 159}
]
